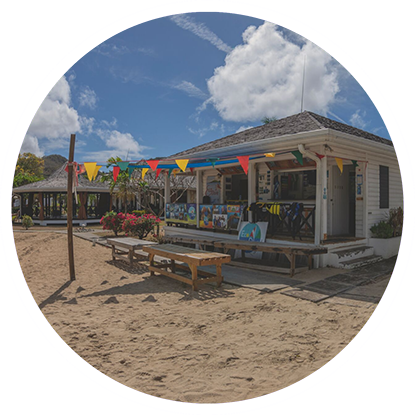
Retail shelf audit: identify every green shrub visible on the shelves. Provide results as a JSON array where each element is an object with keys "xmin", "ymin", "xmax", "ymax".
[
  {"xmin": 100, "ymin": 211, "xmax": 125, "ymax": 236},
  {"xmin": 132, "ymin": 209, "xmax": 146, "ymax": 216},
  {"xmin": 370, "ymin": 221, "xmax": 394, "ymax": 239},
  {"xmin": 22, "ymin": 215, "xmax": 33, "ymax": 230},
  {"xmin": 122, "ymin": 214, "xmax": 161, "ymax": 239},
  {"xmin": 388, "ymin": 207, "xmax": 403, "ymax": 236}
]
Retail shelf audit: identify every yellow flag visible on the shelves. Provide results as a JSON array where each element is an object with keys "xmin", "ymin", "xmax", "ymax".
[
  {"xmin": 141, "ymin": 168, "xmax": 149, "ymax": 179},
  {"xmin": 175, "ymin": 159, "xmax": 189, "ymax": 172},
  {"xmin": 173, "ymin": 169, "xmax": 178, "ymax": 177},
  {"xmin": 84, "ymin": 162, "xmax": 97, "ymax": 181},
  {"xmin": 92, "ymin": 165, "xmax": 102, "ymax": 180},
  {"xmin": 335, "ymin": 158, "xmax": 343, "ymax": 174},
  {"xmin": 265, "ymin": 153, "xmax": 275, "ymax": 157}
]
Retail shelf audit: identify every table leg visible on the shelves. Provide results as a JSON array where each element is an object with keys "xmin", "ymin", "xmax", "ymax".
[
  {"xmin": 128, "ymin": 248, "xmax": 134, "ymax": 266},
  {"xmin": 111, "ymin": 244, "xmax": 115, "ymax": 261},
  {"xmin": 149, "ymin": 253, "xmax": 155, "ymax": 276},
  {"xmin": 190, "ymin": 264, "xmax": 198, "ymax": 291},
  {"xmin": 290, "ymin": 253, "xmax": 296, "ymax": 278},
  {"xmin": 216, "ymin": 264, "xmax": 223, "ymax": 287},
  {"xmin": 170, "ymin": 259, "xmax": 176, "ymax": 273},
  {"xmin": 308, "ymin": 254, "xmax": 313, "ymax": 270}
]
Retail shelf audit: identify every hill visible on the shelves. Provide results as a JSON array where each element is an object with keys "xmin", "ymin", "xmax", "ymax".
[{"xmin": 42, "ymin": 154, "xmax": 67, "ymax": 178}]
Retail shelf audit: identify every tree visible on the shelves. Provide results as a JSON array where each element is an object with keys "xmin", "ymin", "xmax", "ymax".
[
  {"xmin": 14, "ymin": 153, "xmax": 44, "ymax": 188},
  {"xmin": 261, "ymin": 116, "xmax": 278, "ymax": 124}
]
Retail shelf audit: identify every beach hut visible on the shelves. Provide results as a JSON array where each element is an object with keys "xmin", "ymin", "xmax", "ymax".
[
  {"xmin": 13, "ymin": 163, "xmax": 112, "ymax": 225},
  {"xmin": 163, "ymin": 111, "xmax": 403, "ymax": 268}
]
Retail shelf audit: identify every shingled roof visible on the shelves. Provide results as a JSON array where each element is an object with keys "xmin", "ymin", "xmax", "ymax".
[
  {"xmin": 13, "ymin": 163, "xmax": 111, "ymax": 193},
  {"xmin": 171, "ymin": 111, "xmax": 392, "ymax": 158}
]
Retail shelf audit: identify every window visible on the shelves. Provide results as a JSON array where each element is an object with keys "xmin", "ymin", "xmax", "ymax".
[
  {"xmin": 379, "ymin": 165, "xmax": 389, "ymax": 208},
  {"xmin": 276, "ymin": 170, "xmax": 316, "ymax": 201}
]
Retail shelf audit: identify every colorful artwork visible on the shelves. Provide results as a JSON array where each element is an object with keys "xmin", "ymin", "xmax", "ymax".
[
  {"xmin": 213, "ymin": 214, "xmax": 228, "ymax": 230},
  {"xmin": 213, "ymin": 204, "xmax": 227, "ymax": 215},
  {"xmin": 237, "ymin": 221, "xmax": 268, "ymax": 259},
  {"xmin": 206, "ymin": 176, "xmax": 221, "ymax": 204},
  {"xmin": 199, "ymin": 204, "xmax": 213, "ymax": 228},
  {"xmin": 226, "ymin": 204, "xmax": 241, "ymax": 230},
  {"xmin": 165, "ymin": 203, "xmax": 197, "ymax": 225}
]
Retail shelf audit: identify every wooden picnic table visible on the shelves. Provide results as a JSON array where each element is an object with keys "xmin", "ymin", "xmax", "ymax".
[
  {"xmin": 142, "ymin": 244, "xmax": 231, "ymax": 291},
  {"xmin": 213, "ymin": 239, "xmax": 327, "ymax": 277},
  {"xmin": 164, "ymin": 234, "xmax": 217, "ymax": 250},
  {"xmin": 107, "ymin": 238, "xmax": 157, "ymax": 265}
]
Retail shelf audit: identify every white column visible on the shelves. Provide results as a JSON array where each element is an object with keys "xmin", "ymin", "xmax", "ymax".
[
  {"xmin": 165, "ymin": 174, "xmax": 171, "ymax": 204},
  {"xmin": 247, "ymin": 162, "xmax": 256, "ymax": 222},
  {"xmin": 196, "ymin": 169, "xmax": 203, "ymax": 228},
  {"xmin": 321, "ymin": 154, "xmax": 328, "ymax": 241},
  {"xmin": 314, "ymin": 161, "xmax": 322, "ymax": 247}
]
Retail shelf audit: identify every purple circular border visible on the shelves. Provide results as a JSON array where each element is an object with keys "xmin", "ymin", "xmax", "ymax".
[{"xmin": 7, "ymin": 6, "xmax": 412, "ymax": 409}]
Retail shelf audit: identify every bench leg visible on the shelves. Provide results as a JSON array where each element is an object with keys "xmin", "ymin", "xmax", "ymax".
[
  {"xmin": 308, "ymin": 254, "xmax": 313, "ymax": 270},
  {"xmin": 190, "ymin": 264, "xmax": 198, "ymax": 291},
  {"xmin": 128, "ymin": 248, "xmax": 134, "ymax": 266},
  {"xmin": 216, "ymin": 264, "xmax": 223, "ymax": 287},
  {"xmin": 290, "ymin": 253, "xmax": 296, "ymax": 278},
  {"xmin": 170, "ymin": 259, "xmax": 176, "ymax": 273},
  {"xmin": 149, "ymin": 254, "xmax": 155, "ymax": 276},
  {"xmin": 111, "ymin": 245, "xmax": 116, "ymax": 261}
]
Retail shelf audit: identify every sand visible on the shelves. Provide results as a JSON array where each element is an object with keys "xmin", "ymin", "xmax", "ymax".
[{"xmin": 14, "ymin": 230, "xmax": 387, "ymax": 403}]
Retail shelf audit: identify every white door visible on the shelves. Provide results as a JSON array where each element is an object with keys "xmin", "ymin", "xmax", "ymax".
[{"xmin": 331, "ymin": 165, "xmax": 350, "ymax": 235}]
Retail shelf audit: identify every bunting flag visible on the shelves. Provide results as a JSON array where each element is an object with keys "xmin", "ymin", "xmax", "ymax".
[
  {"xmin": 352, "ymin": 160, "xmax": 359, "ymax": 167},
  {"xmin": 291, "ymin": 150, "xmax": 304, "ymax": 165},
  {"xmin": 156, "ymin": 168, "xmax": 162, "ymax": 179},
  {"xmin": 128, "ymin": 166, "xmax": 135, "ymax": 178},
  {"xmin": 335, "ymin": 157, "xmax": 343, "ymax": 174},
  {"xmin": 147, "ymin": 160, "xmax": 159, "ymax": 171},
  {"xmin": 117, "ymin": 161, "xmax": 129, "ymax": 171},
  {"xmin": 264, "ymin": 153, "xmax": 276, "ymax": 158},
  {"xmin": 141, "ymin": 168, "xmax": 149, "ymax": 179},
  {"xmin": 207, "ymin": 158, "xmax": 220, "ymax": 168},
  {"xmin": 173, "ymin": 169, "xmax": 178, "ymax": 178},
  {"xmin": 78, "ymin": 163, "xmax": 86, "ymax": 174},
  {"xmin": 168, "ymin": 168, "xmax": 173, "ymax": 178},
  {"xmin": 113, "ymin": 166, "xmax": 120, "ymax": 183},
  {"xmin": 190, "ymin": 167, "xmax": 195, "ymax": 174},
  {"xmin": 175, "ymin": 159, "xmax": 189, "ymax": 172},
  {"xmin": 84, "ymin": 162, "xmax": 97, "ymax": 181},
  {"xmin": 92, "ymin": 165, "xmax": 102, "ymax": 181},
  {"xmin": 237, "ymin": 156, "xmax": 250, "ymax": 175},
  {"xmin": 315, "ymin": 153, "xmax": 325, "ymax": 160}
]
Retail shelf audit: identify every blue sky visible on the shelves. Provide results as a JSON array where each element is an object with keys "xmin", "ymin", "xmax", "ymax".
[{"xmin": 21, "ymin": 12, "xmax": 390, "ymax": 163}]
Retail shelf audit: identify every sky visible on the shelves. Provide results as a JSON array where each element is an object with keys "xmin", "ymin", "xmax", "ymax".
[{"xmin": 20, "ymin": 12, "xmax": 391, "ymax": 163}]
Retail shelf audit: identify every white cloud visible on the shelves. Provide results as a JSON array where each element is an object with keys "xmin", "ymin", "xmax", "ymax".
[
  {"xmin": 172, "ymin": 81, "xmax": 207, "ymax": 99},
  {"xmin": 350, "ymin": 110, "xmax": 367, "ymax": 129},
  {"xmin": 79, "ymin": 86, "xmax": 98, "ymax": 109},
  {"xmin": 22, "ymin": 76, "xmax": 81, "ymax": 154},
  {"xmin": 235, "ymin": 125, "xmax": 254, "ymax": 133},
  {"xmin": 20, "ymin": 135, "xmax": 43, "ymax": 157},
  {"xmin": 170, "ymin": 14, "xmax": 232, "ymax": 53},
  {"xmin": 94, "ymin": 129, "xmax": 148, "ymax": 159},
  {"xmin": 206, "ymin": 22, "xmax": 339, "ymax": 122}
]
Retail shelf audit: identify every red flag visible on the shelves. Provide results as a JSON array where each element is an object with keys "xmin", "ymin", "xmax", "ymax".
[
  {"xmin": 190, "ymin": 167, "xmax": 194, "ymax": 174},
  {"xmin": 237, "ymin": 156, "xmax": 250, "ymax": 175},
  {"xmin": 147, "ymin": 160, "xmax": 160, "ymax": 171},
  {"xmin": 113, "ymin": 166, "xmax": 120, "ymax": 183},
  {"xmin": 156, "ymin": 168, "xmax": 161, "ymax": 179},
  {"xmin": 315, "ymin": 153, "xmax": 325, "ymax": 160}
]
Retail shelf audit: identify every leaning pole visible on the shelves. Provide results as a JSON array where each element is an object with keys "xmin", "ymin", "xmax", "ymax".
[{"xmin": 67, "ymin": 134, "xmax": 76, "ymax": 281}]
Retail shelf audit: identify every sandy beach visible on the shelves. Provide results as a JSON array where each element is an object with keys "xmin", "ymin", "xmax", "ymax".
[{"xmin": 14, "ymin": 230, "xmax": 390, "ymax": 403}]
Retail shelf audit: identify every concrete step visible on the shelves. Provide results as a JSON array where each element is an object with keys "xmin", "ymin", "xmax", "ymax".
[
  {"xmin": 328, "ymin": 245, "xmax": 375, "ymax": 267},
  {"xmin": 339, "ymin": 254, "xmax": 383, "ymax": 269}
]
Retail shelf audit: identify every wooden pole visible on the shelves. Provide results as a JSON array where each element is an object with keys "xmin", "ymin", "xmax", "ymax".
[{"xmin": 67, "ymin": 134, "xmax": 76, "ymax": 281}]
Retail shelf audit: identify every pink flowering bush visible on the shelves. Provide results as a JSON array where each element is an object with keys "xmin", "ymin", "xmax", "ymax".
[
  {"xmin": 100, "ymin": 211, "xmax": 125, "ymax": 236},
  {"xmin": 122, "ymin": 213, "xmax": 161, "ymax": 239}
]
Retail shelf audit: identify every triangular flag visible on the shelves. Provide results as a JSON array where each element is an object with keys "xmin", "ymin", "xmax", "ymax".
[
  {"xmin": 128, "ymin": 166, "xmax": 135, "ymax": 178},
  {"xmin": 173, "ymin": 169, "xmax": 178, "ymax": 178},
  {"xmin": 141, "ymin": 168, "xmax": 149, "ymax": 179},
  {"xmin": 315, "ymin": 153, "xmax": 325, "ymax": 160},
  {"xmin": 93, "ymin": 165, "xmax": 102, "ymax": 180},
  {"xmin": 156, "ymin": 168, "xmax": 161, "ymax": 179},
  {"xmin": 84, "ymin": 162, "xmax": 97, "ymax": 181},
  {"xmin": 117, "ymin": 161, "xmax": 129, "ymax": 171},
  {"xmin": 147, "ymin": 160, "xmax": 159, "ymax": 171},
  {"xmin": 168, "ymin": 169, "xmax": 173, "ymax": 178},
  {"xmin": 207, "ymin": 158, "xmax": 220, "ymax": 168},
  {"xmin": 351, "ymin": 160, "xmax": 359, "ymax": 167},
  {"xmin": 291, "ymin": 150, "xmax": 304, "ymax": 165},
  {"xmin": 113, "ymin": 166, "xmax": 120, "ymax": 183},
  {"xmin": 175, "ymin": 159, "xmax": 189, "ymax": 172},
  {"xmin": 77, "ymin": 163, "xmax": 86, "ymax": 174},
  {"xmin": 190, "ymin": 167, "xmax": 194, "ymax": 174},
  {"xmin": 237, "ymin": 156, "xmax": 250, "ymax": 175},
  {"xmin": 264, "ymin": 153, "xmax": 275, "ymax": 158},
  {"xmin": 335, "ymin": 157, "xmax": 343, "ymax": 174}
]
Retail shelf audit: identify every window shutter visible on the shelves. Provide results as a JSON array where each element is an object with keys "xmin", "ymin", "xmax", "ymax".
[{"xmin": 379, "ymin": 165, "xmax": 389, "ymax": 209}]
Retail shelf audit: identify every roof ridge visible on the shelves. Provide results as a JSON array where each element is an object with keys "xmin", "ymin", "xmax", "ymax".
[{"xmin": 304, "ymin": 111, "xmax": 325, "ymax": 130}]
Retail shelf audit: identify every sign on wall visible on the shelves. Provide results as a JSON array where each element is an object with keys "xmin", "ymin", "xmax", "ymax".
[{"xmin": 237, "ymin": 221, "xmax": 269, "ymax": 259}]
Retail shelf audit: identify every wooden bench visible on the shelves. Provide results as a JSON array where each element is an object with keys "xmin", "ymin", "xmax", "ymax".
[
  {"xmin": 107, "ymin": 238, "xmax": 157, "ymax": 266},
  {"xmin": 213, "ymin": 239, "xmax": 327, "ymax": 277},
  {"xmin": 164, "ymin": 234, "xmax": 217, "ymax": 250},
  {"xmin": 142, "ymin": 244, "xmax": 231, "ymax": 291}
]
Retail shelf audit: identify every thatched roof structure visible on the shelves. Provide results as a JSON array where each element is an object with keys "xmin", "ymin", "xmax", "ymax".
[
  {"xmin": 13, "ymin": 163, "xmax": 111, "ymax": 193},
  {"xmin": 171, "ymin": 111, "xmax": 392, "ymax": 158}
]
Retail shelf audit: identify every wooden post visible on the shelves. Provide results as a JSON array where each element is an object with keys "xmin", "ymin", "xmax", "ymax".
[{"xmin": 67, "ymin": 134, "xmax": 76, "ymax": 281}]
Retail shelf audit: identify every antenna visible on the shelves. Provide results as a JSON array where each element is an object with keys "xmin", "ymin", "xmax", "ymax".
[
  {"xmin": 126, "ymin": 149, "xmax": 130, "ymax": 160},
  {"xmin": 300, "ymin": 54, "xmax": 307, "ymax": 112}
]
